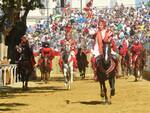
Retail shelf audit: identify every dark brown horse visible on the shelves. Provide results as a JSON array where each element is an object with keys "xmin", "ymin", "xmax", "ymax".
[
  {"xmin": 18, "ymin": 42, "xmax": 33, "ymax": 90},
  {"xmin": 76, "ymin": 48, "xmax": 88, "ymax": 80},
  {"xmin": 96, "ymin": 42, "xmax": 117, "ymax": 104},
  {"xmin": 133, "ymin": 49, "xmax": 147, "ymax": 81},
  {"xmin": 39, "ymin": 55, "xmax": 53, "ymax": 83},
  {"xmin": 40, "ymin": 57, "xmax": 50, "ymax": 82}
]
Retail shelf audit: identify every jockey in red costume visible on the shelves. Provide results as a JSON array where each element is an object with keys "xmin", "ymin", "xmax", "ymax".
[
  {"xmin": 38, "ymin": 43, "xmax": 55, "ymax": 70},
  {"xmin": 119, "ymin": 39, "xmax": 128, "ymax": 57},
  {"xmin": 92, "ymin": 18, "xmax": 119, "ymax": 75},
  {"xmin": 131, "ymin": 40, "xmax": 144, "ymax": 64}
]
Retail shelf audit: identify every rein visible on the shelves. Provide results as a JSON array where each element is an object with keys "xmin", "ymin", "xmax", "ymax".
[{"xmin": 99, "ymin": 58, "xmax": 116, "ymax": 75}]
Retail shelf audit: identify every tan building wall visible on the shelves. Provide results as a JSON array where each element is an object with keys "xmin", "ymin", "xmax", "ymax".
[{"xmin": 0, "ymin": 33, "xmax": 8, "ymax": 60}]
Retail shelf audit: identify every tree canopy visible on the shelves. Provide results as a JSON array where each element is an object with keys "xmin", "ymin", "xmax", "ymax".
[
  {"xmin": 0, "ymin": 0, "xmax": 44, "ymax": 32},
  {"xmin": 0, "ymin": 0, "xmax": 44, "ymax": 63}
]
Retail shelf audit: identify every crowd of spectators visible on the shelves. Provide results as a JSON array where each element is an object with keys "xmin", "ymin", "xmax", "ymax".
[{"xmin": 25, "ymin": 2, "xmax": 150, "ymax": 55}]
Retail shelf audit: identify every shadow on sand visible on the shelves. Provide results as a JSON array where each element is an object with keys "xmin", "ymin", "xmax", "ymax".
[
  {"xmin": 65, "ymin": 100, "xmax": 106, "ymax": 105},
  {"xmin": 0, "ymin": 102, "xmax": 28, "ymax": 111}
]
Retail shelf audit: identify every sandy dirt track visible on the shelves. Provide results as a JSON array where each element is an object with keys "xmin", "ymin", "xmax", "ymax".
[{"xmin": 0, "ymin": 74, "xmax": 150, "ymax": 113}]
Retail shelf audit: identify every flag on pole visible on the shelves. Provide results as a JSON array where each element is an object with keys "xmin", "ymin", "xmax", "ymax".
[{"xmin": 84, "ymin": 0, "xmax": 94, "ymax": 18}]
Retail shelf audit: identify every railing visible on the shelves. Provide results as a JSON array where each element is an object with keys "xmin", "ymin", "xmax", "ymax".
[{"xmin": 0, "ymin": 64, "xmax": 18, "ymax": 86}]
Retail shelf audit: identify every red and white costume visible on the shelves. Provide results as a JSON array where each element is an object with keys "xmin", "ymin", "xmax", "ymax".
[
  {"xmin": 59, "ymin": 36, "xmax": 77, "ymax": 72},
  {"xmin": 38, "ymin": 47, "xmax": 55, "ymax": 70},
  {"xmin": 131, "ymin": 41, "xmax": 144, "ymax": 62},
  {"xmin": 93, "ymin": 29, "xmax": 116, "ymax": 57},
  {"xmin": 119, "ymin": 39, "xmax": 128, "ymax": 57}
]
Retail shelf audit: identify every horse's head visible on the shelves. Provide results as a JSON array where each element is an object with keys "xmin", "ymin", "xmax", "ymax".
[
  {"xmin": 64, "ymin": 44, "xmax": 71, "ymax": 53},
  {"xmin": 103, "ymin": 42, "xmax": 111, "ymax": 63},
  {"xmin": 42, "ymin": 56, "xmax": 50, "ymax": 67}
]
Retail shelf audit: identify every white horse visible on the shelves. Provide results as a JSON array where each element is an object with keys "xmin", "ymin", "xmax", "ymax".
[{"xmin": 61, "ymin": 44, "xmax": 74, "ymax": 90}]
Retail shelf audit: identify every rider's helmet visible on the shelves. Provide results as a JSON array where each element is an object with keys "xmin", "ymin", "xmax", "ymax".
[{"xmin": 44, "ymin": 42, "xmax": 49, "ymax": 47}]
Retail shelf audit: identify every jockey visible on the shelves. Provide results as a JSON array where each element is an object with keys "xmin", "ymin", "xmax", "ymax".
[
  {"xmin": 118, "ymin": 38, "xmax": 128, "ymax": 57},
  {"xmin": 92, "ymin": 18, "xmax": 119, "ymax": 76},
  {"xmin": 38, "ymin": 42, "xmax": 54, "ymax": 70},
  {"xmin": 18, "ymin": 36, "xmax": 36, "ymax": 80},
  {"xmin": 59, "ymin": 32, "xmax": 77, "ymax": 72},
  {"xmin": 41, "ymin": 43, "xmax": 54, "ymax": 58},
  {"xmin": 20, "ymin": 36, "xmax": 36, "ymax": 66},
  {"xmin": 93, "ymin": 18, "xmax": 118, "ymax": 62},
  {"xmin": 131, "ymin": 39, "xmax": 144, "ymax": 64}
]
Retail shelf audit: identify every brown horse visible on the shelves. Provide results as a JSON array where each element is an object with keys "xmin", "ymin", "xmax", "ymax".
[
  {"xmin": 96, "ymin": 42, "xmax": 117, "ymax": 104},
  {"xmin": 17, "ymin": 42, "xmax": 34, "ymax": 90},
  {"xmin": 133, "ymin": 49, "xmax": 147, "ymax": 81},
  {"xmin": 120, "ymin": 50, "xmax": 132, "ymax": 78},
  {"xmin": 76, "ymin": 48, "xmax": 88, "ymax": 80},
  {"xmin": 39, "ymin": 56, "xmax": 52, "ymax": 83}
]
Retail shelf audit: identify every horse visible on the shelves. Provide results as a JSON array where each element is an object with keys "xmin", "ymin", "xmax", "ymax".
[
  {"xmin": 17, "ymin": 43, "xmax": 33, "ymax": 90},
  {"xmin": 39, "ymin": 56, "xmax": 52, "ymax": 83},
  {"xmin": 120, "ymin": 50, "xmax": 132, "ymax": 78},
  {"xmin": 61, "ymin": 44, "xmax": 74, "ymax": 90},
  {"xmin": 96, "ymin": 42, "xmax": 117, "ymax": 104},
  {"xmin": 132, "ymin": 49, "xmax": 147, "ymax": 81},
  {"xmin": 76, "ymin": 48, "xmax": 88, "ymax": 80}
]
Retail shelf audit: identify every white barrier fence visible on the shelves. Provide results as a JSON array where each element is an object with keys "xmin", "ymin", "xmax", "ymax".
[{"xmin": 0, "ymin": 64, "xmax": 18, "ymax": 86}]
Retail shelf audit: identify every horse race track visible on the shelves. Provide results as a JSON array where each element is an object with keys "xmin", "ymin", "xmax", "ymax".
[{"xmin": 0, "ymin": 74, "xmax": 150, "ymax": 113}]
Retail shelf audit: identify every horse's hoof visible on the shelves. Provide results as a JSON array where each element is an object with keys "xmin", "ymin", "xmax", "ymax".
[
  {"xmin": 111, "ymin": 90, "xmax": 115, "ymax": 96},
  {"xmin": 134, "ymin": 79, "xmax": 138, "ymax": 82},
  {"xmin": 107, "ymin": 101, "xmax": 112, "ymax": 105},
  {"xmin": 68, "ymin": 85, "xmax": 71, "ymax": 90},
  {"xmin": 100, "ymin": 93, "xmax": 105, "ymax": 97},
  {"xmin": 64, "ymin": 83, "xmax": 67, "ymax": 87},
  {"xmin": 70, "ymin": 80, "xmax": 73, "ymax": 83}
]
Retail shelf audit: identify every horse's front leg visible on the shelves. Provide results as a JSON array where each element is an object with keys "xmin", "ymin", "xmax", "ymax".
[
  {"xmin": 82, "ymin": 67, "xmax": 86, "ymax": 79},
  {"xmin": 99, "ymin": 82, "xmax": 104, "ymax": 98},
  {"xmin": 63, "ymin": 68, "xmax": 68, "ymax": 86},
  {"xmin": 134, "ymin": 68, "xmax": 138, "ymax": 82},
  {"xmin": 21, "ymin": 73, "xmax": 25, "ymax": 90},
  {"xmin": 22, "ymin": 80, "xmax": 25, "ymax": 90},
  {"xmin": 109, "ymin": 76, "xmax": 115, "ymax": 97},
  {"xmin": 103, "ymin": 81, "xmax": 109, "ymax": 103},
  {"xmin": 44, "ymin": 72, "xmax": 47, "ymax": 83},
  {"xmin": 25, "ymin": 71, "xmax": 30, "ymax": 90},
  {"xmin": 45, "ymin": 71, "xmax": 50, "ymax": 83},
  {"xmin": 121, "ymin": 65, "xmax": 125, "ymax": 77},
  {"xmin": 41, "ymin": 71, "xmax": 43, "ymax": 81},
  {"xmin": 70, "ymin": 62, "xmax": 74, "ymax": 83}
]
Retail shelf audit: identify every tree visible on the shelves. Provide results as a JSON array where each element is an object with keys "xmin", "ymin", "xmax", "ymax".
[{"xmin": 0, "ymin": 0, "xmax": 44, "ymax": 63}]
